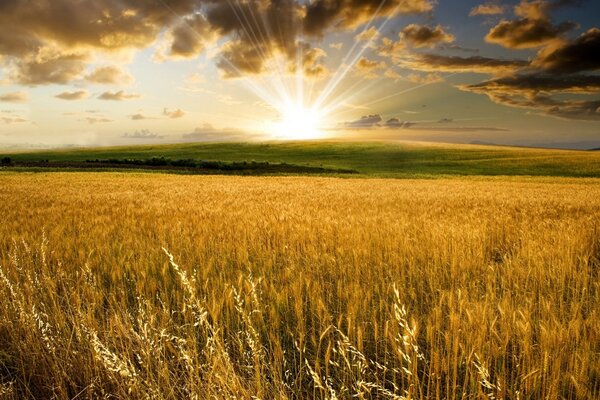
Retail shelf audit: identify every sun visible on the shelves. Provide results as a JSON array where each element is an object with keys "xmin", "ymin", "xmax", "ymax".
[{"xmin": 271, "ymin": 102, "xmax": 324, "ymax": 140}]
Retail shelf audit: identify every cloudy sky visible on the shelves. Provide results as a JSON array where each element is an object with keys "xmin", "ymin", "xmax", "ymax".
[{"xmin": 0, "ymin": 0, "xmax": 599, "ymax": 149}]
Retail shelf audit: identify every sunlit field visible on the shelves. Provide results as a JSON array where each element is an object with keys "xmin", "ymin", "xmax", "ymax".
[{"xmin": 0, "ymin": 172, "xmax": 598, "ymax": 399}]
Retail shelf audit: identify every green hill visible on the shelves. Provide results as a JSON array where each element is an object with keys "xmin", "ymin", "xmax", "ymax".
[{"xmin": 3, "ymin": 140, "xmax": 600, "ymax": 178}]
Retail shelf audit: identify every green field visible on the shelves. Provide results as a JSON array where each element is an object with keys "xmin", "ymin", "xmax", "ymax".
[{"xmin": 3, "ymin": 140, "xmax": 600, "ymax": 177}]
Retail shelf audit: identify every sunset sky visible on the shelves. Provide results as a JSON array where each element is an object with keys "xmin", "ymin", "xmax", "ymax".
[{"xmin": 0, "ymin": 0, "xmax": 599, "ymax": 149}]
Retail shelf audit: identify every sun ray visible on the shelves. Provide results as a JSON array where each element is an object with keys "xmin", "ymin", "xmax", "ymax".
[
  {"xmin": 313, "ymin": 0, "xmax": 397, "ymax": 110},
  {"xmin": 156, "ymin": 0, "xmax": 450, "ymax": 140}
]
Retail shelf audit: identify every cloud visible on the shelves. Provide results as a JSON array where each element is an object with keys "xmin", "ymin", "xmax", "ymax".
[
  {"xmin": 0, "ymin": 91, "xmax": 28, "ymax": 103},
  {"xmin": 163, "ymin": 108, "xmax": 186, "ymax": 119},
  {"xmin": 55, "ymin": 90, "xmax": 88, "ymax": 100},
  {"xmin": 11, "ymin": 51, "xmax": 88, "ymax": 85},
  {"xmin": 1, "ymin": 116, "xmax": 27, "ymax": 124},
  {"xmin": 166, "ymin": 14, "xmax": 216, "ymax": 59},
  {"xmin": 460, "ymin": 73, "xmax": 600, "ymax": 120},
  {"xmin": 470, "ymin": 3, "xmax": 507, "ymax": 16},
  {"xmin": 208, "ymin": 0, "xmax": 304, "ymax": 77},
  {"xmin": 129, "ymin": 113, "xmax": 148, "ymax": 120},
  {"xmin": 340, "ymin": 115, "xmax": 416, "ymax": 129},
  {"xmin": 385, "ymin": 118, "xmax": 415, "ymax": 128},
  {"xmin": 295, "ymin": 46, "xmax": 330, "ymax": 79},
  {"xmin": 0, "ymin": 1, "xmax": 319, "ymax": 84},
  {"xmin": 122, "ymin": 129, "xmax": 164, "ymax": 139},
  {"xmin": 355, "ymin": 57, "xmax": 386, "ymax": 78},
  {"xmin": 355, "ymin": 26, "xmax": 380, "ymax": 42},
  {"xmin": 98, "ymin": 90, "xmax": 140, "ymax": 101},
  {"xmin": 532, "ymin": 28, "xmax": 600, "ymax": 73},
  {"xmin": 485, "ymin": 0, "xmax": 577, "ymax": 49},
  {"xmin": 384, "ymin": 68, "xmax": 403, "ymax": 79},
  {"xmin": 85, "ymin": 117, "xmax": 113, "ymax": 124},
  {"xmin": 216, "ymin": 39, "xmax": 268, "ymax": 78},
  {"xmin": 303, "ymin": 0, "xmax": 434, "ymax": 35},
  {"xmin": 344, "ymin": 114, "xmax": 383, "ymax": 128},
  {"xmin": 401, "ymin": 24, "xmax": 455, "ymax": 48},
  {"xmin": 399, "ymin": 53, "xmax": 529, "ymax": 75},
  {"xmin": 377, "ymin": 37, "xmax": 407, "ymax": 59},
  {"xmin": 406, "ymin": 72, "xmax": 444, "ymax": 83},
  {"xmin": 86, "ymin": 66, "xmax": 133, "ymax": 85},
  {"xmin": 0, "ymin": 0, "xmax": 436, "ymax": 85},
  {"xmin": 464, "ymin": 74, "xmax": 600, "ymax": 94},
  {"xmin": 486, "ymin": 19, "xmax": 576, "ymax": 49},
  {"xmin": 0, "ymin": 1, "xmax": 197, "ymax": 56}
]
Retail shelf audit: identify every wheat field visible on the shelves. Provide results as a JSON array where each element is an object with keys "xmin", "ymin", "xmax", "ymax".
[{"xmin": 0, "ymin": 171, "xmax": 598, "ymax": 399}]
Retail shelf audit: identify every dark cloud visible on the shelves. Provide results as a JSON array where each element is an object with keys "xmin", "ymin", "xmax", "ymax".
[
  {"xmin": 486, "ymin": 18, "xmax": 576, "ymax": 49},
  {"xmin": 0, "ymin": 1, "xmax": 332, "ymax": 84},
  {"xmin": 0, "ymin": 1, "xmax": 200, "ymax": 84},
  {"xmin": 345, "ymin": 114, "xmax": 383, "ymax": 128},
  {"xmin": 533, "ymin": 28, "xmax": 600, "ymax": 73},
  {"xmin": 0, "ymin": 0, "xmax": 196, "ymax": 54},
  {"xmin": 167, "ymin": 14, "xmax": 216, "ymax": 59},
  {"xmin": 464, "ymin": 74, "xmax": 600, "ymax": 94},
  {"xmin": 55, "ymin": 90, "xmax": 88, "ymax": 100},
  {"xmin": 0, "ymin": 0, "xmax": 438, "ymax": 84},
  {"xmin": 341, "ymin": 116, "xmax": 415, "ymax": 129},
  {"xmin": 485, "ymin": 0, "xmax": 577, "ymax": 49},
  {"xmin": 385, "ymin": 118, "xmax": 415, "ymax": 128},
  {"xmin": 399, "ymin": 54, "xmax": 528, "ymax": 75},
  {"xmin": 461, "ymin": 73, "xmax": 600, "ymax": 120},
  {"xmin": 98, "ymin": 90, "xmax": 140, "ymax": 101},
  {"xmin": 303, "ymin": 0, "xmax": 434, "ymax": 35},
  {"xmin": 401, "ymin": 24, "xmax": 455, "ymax": 48},
  {"xmin": 207, "ymin": 0, "xmax": 303, "ymax": 77},
  {"xmin": 217, "ymin": 39, "xmax": 268, "ymax": 78},
  {"xmin": 12, "ymin": 52, "xmax": 88, "ymax": 86}
]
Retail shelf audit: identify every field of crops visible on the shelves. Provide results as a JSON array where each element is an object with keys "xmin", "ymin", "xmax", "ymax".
[{"xmin": 0, "ymin": 171, "xmax": 598, "ymax": 399}]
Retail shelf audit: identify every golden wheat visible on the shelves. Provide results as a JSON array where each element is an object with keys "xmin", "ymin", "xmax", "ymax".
[{"xmin": 0, "ymin": 172, "xmax": 598, "ymax": 399}]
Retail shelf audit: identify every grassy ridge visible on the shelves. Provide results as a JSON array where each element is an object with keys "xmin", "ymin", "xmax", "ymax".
[{"xmin": 3, "ymin": 140, "xmax": 600, "ymax": 177}]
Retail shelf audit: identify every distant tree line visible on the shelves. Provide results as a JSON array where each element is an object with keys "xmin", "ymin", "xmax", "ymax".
[{"xmin": 83, "ymin": 157, "xmax": 357, "ymax": 174}]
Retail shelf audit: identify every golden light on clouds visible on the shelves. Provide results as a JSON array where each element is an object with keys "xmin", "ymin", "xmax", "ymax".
[{"xmin": 0, "ymin": 0, "xmax": 598, "ymax": 148}]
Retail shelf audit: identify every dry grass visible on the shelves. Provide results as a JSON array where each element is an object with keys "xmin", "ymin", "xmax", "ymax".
[{"xmin": 0, "ymin": 172, "xmax": 598, "ymax": 399}]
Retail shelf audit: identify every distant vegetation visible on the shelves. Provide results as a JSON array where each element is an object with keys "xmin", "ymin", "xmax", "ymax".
[
  {"xmin": 8, "ymin": 157, "xmax": 357, "ymax": 175},
  {"xmin": 0, "ymin": 172, "xmax": 598, "ymax": 398},
  {"xmin": 3, "ymin": 140, "xmax": 600, "ymax": 177}
]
